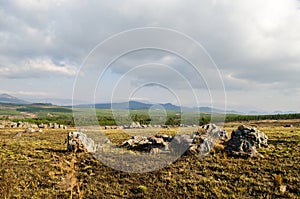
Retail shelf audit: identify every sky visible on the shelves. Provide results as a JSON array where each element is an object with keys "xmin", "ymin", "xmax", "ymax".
[{"xmin": 0, "ymin": 0, "xmax": 300, "ymax": 113}]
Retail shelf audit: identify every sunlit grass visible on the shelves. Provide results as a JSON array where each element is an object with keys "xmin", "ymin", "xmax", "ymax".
[{"xmin": 0, "ymin": 121, "xmax": 299, "ymax": 198}]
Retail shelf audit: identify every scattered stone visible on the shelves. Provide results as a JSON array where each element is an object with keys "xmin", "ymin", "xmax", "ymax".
[
  {"xmin": 130, "ymin": 122, "xmax": 141, "ymax": 128},
  {"xmin": 122, "ymin": 135, "xmax": 154, "ymax": 151},
  {"xmin": 10, "ymin": 122, "xmax": 17, "ymax": 128},
  {"xmin": 284, "ymin": 124, "xmax": 293, "ymax": 127},
  {"xmin": 121, "ymin": 123, "xmax": 228, "ymax": 157},
  {"xmin": 38, "ymin": 123, "xmax": 45, "ymax": 128},
  {"xmin": 31, "ymin": 124, "xmax": 38, "ymax": 128},
  {"xmin": 53, "ymin": 123, "xmax": 59, "ymax": 129},
  {"xmin": 225, "ymin": 125, "xmax": 268, "ymax": 158},
  {"xmin": 24, "ymin": 128, "xmax": 35, "ymax": 133}
]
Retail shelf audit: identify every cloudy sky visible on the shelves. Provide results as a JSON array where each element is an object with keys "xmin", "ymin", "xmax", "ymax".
[{"xmin": 0, "ymin": 0, "xmax": 300, "ymax": 112}]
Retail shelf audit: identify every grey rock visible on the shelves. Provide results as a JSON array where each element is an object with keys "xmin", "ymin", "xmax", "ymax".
[
  {"xmin": 225, "ymin": 125, "xmax": 268, "ymax": 158},
  {"xmin": 120, "ymin": 123, "xmax": 227, "ymax": 157},
  {"xmin": 24, "ymin": 128, "xmax": 35, "ymax": 133},
  {"xmin": 66, "ymin": 131, "xmax": 99, "ymax": 153}
]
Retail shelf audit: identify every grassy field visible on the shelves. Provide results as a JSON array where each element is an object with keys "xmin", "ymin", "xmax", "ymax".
[{"xmin": 0, "ymin": 120, "xmax": 299, "ymax": 198}]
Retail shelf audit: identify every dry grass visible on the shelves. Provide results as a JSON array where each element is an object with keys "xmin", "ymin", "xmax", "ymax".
[{"xmin": 0, "ymin": 121, "xmax": 299, "ymax": 198}]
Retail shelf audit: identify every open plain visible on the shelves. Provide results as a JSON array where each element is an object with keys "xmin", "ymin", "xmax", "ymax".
[{"xmin": 0, "ymin": 120, "xmax": 299, "ymax": 198}]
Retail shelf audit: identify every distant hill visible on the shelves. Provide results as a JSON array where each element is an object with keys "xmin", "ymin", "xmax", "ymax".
[
  {"xmin": 0, "ymin": 93, "xmax": 29, "ymax": 104},
  {"xmin": 74, "ymin": 100, "xmax": 241, "ymax": 114},
  {"xmin": 76, "ymin": 101, "xmax": 181, "ymax": 111}
]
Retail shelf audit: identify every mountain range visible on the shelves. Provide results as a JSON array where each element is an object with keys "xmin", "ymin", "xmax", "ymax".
[
  {"xmin": 0, "ymin": 93, "xmax": 297, "ymax": 115},
  {"xmin": 0, "ymin": 93, "xmax": 29, "ymax": 104},
  {"xmin": 72, "ymin": 101, "xmax": 241, "ymax": 114}
]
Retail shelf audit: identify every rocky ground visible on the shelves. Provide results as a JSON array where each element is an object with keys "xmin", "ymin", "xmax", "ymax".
[{"xmin": 0, "ymin": 121, "xmax": 299, "ymax": 198}]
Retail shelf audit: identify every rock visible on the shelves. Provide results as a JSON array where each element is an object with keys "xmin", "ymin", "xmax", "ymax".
[
  {"xmin": 24, "ymin": 128, "xmax": 35, "ymax": 133},
  {"xmin": 17, "ymin": 121, "xmax": 24, "ymax": 128},
  {"xmin": 129, "ymin": 122, "xmax": 141, "ymax": 128},
  {"xmin": 53, "ymin": 123, "xmax": 59, "ymax": 129},
  {"xmin": 10, "ymin": 122, "xmax": 18, "ymax": 128},
  {"xmin": 225, "ymin": 125, "xmax": 268, "ymax": 158},
  {"xmin": 197, "ymin": 123, "xmax": 228, "ymax": 141},
  {"xmin": 38, "ymin": 123, "xmax": 45, "ymax": 128},
  {"xmin": 31, "ymin": 124, "xmax": 38, "ymax": 128},
  {"xmin": 120, "ymin": 123, "xmax": 227, "ymax": 157},
  {"xmin": 66, "ymin": 131, "xmax": 99, "ymax": 153},
  {"xmin": 59, "ymin": 124, "xmax": 67, "ymax": 129},
  {"xmin": 121, "ymin": 136, "xmax": 153, "ymax": 151},
  {"xmin": 169, "ymin": 134, "xmax": 196, "ymax": 154},
  {"xmin": 150, "ymin": 137, "xmax": 165, "ymax": 145},
  {"xmin": 150, "ymin": 147, "xmax": 161, "ymax": 155}
]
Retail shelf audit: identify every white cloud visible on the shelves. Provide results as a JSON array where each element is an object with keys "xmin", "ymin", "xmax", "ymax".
[
  {"xmin": 0, "ymin": 57, "xmax": 77, "ymax": 78},
  {"xmin": 0, "ymin": 0, "xmax": 300, "ymax": 111},
  {"xmin": 0, "ymin": 89, "xmax": 50, "ymax": 96}
]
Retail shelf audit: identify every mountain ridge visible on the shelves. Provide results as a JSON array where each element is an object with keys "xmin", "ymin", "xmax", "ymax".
[
  {"xmin": 0, "ymin": 93, "xmax": 29, "ymax": 104},
  {"xmin": 1, "ymin": 94, "xmax": 298, "ymax": 115},
  {"xmin": 73, "ymin": 100, "xmax": 241, "ymax": 114}
]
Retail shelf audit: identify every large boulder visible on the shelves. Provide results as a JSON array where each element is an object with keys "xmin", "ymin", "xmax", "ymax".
[
  {"xmin": 168, "ymin": 134, "xmax": 195, "ymax": 155},
  {"xmin": 225, "ymin": 125, "xmax": 268, "ymax": 158},
  {"xmin": 66, "ymin": 132, "xmax": 99, "ymax": 153},
  {"xmin": 189, "ymin": 123, "xmax": 228, "ymax": 156},
  {"xmin": 196, "ymin": 123, "xmax": 228, "ymax": 141},
  {"xmin": 121, "ymin": 135, "xmax": 170, "ymax": 152}
]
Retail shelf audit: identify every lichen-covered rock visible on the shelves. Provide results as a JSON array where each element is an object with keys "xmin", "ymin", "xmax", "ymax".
[{"xmin": 225, "ymin": 125, "xmax": 268, "ymax": 158}]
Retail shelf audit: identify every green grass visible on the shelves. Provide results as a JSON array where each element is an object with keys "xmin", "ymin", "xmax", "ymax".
[
  {"xmin": 16, "ymin": 106, "xmax": 72, "ymax": 113},
  {"xmin": 0, "ymin": 109, "xmax": 21, "ymax": 116}
]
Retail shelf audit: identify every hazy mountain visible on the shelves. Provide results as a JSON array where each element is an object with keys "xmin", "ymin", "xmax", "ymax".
[
  {"xmin": 0, "ymin": 93, "xmax": 29, "ymax": 104},
  {"xmin": 273, "ymin": 110, "xmax": 297, "ymax": 114},
  {"xmin": 76, "ymin": 101, "xmax": 181, "ymax": 111},
  {"xmin": 23, "ymin": 97, "xmax": 89, "ymax": 106},
  {"xmin": 74, "ymin": 100, "xmax": 243, "ymax": 114}
]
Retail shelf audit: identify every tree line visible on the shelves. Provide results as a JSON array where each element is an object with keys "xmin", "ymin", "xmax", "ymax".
[{"xmin": 2, "ymin": 113, "xmax": 300, "ymax": 126}]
